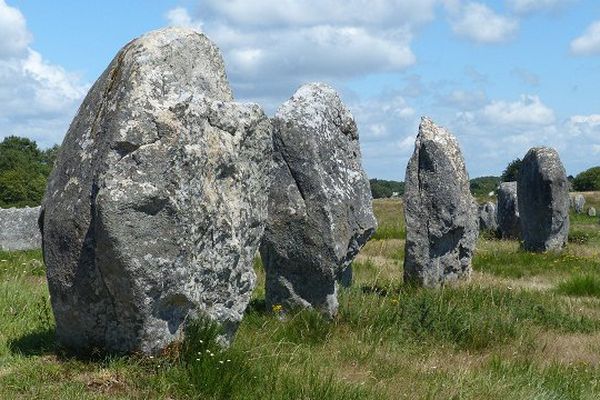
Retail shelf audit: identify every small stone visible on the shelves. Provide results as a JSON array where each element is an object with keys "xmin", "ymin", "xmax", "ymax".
[
  {"xmin": 260, "ymin": 82, "xmax": 377, "ymax": 318},
  {"xmin": 497, "ymin": 182, "xmax": 520, "ymax": 239},
  {"xmin": 478, "ymin": 201, "xmax": 498, "ymax": 233},
  {"xmin": 588, "ymin": 207, "xmax": 597, "ymax": 217},
  {"xmin": 518, "ymin": 147, "xmax": 569, "ymax": 252},
  {"xmin": 571, "ymin": 194, "xmax": 585, "ymax": 214},
  {"xmin": 403, "ymin": 117, "xmax": 478, "ymax": 287},
  {"xmin": 0, "ymin": 207, "xmax": 41, "ymax": 251}
]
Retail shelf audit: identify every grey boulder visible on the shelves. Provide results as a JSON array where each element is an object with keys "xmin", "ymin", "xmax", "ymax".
[
  {"xmin": 479, "ymin": 201, "xmax": 498, "ymax": 233},
  {"xmin": 588, "ymin": 207, "xmax": 597, "ymax": 217},
  {"xmin": 259, "ymin": 83, "xmax": 376, "ymax": 318},
  {"xmin": 571, "ymin": 194, "xmax": 585, "ymax": 214},
  {"xmin": 518, "ymin": 147, "xmax": 569, "ymax": 252},
  {"xmin": 40, "ymin": 28, "xmax": 272, "ymax": 354},
  {"xmin": 403, "ymin": 117, "xmax": 478, "ymax": 287},
  {"xmin": 0, "ymin": 207, "xmax": 41, "ymax": 251},
  {"xmin": 497, "ymin": 182, "xmax": 520, "ymax": 239}
]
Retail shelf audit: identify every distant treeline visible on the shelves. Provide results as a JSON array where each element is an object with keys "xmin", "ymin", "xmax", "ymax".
[
  {"xmin": 370, "ymin": 177, "xmax": 502, "ymax": 199},
  {"xmin": 371, "ymin": 165, "xmax": 600, "ymax": 200},
  {"xmin": 0, "ymin": 136, "xmax": 59, "ymax": 208},
  {"xmin": 1, "ymin": 136, "xmax": 600, "ymax": 207},
  {"xmin": 369, "ymin": 179, "xmax": 405, "ymax": 199}
]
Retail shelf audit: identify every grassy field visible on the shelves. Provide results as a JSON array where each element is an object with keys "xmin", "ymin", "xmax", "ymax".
[{"xmin": 1, "ymin": 194, "xmax": 600, "ymax": 399}]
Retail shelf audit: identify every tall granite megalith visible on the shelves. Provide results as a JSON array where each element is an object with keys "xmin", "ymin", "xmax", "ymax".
[
  {"xmin": 404, "ymin": 117, "xmax": 478, "ymax": 287},
  {"xmin": 518, "ymin": 147, "xmax": 569, "ymax": 252},
  {"xmin": 259, "ymin": 83, "xmax": 377, "ymax": 318},
  {"xmin": 40, "ymin": 28, "xmax": 272, "ymax": 354}
]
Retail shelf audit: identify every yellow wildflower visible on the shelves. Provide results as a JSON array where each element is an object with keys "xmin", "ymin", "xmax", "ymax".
[{"xmin": 272, "ymin": 304, "xmax": 283, "ymax": 313}]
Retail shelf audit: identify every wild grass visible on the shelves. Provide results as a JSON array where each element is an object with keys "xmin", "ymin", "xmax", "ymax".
[
  {"xmin": 473, "ymin": 246, "xmax": 600, "ymax": 279},
  {"xmin": 2, "ymin": 197, "xmax": 600, "ymax": 399},
  {"xmin": 557, "ymin": 274, "xmax": 600, "ymax": 298},
  {"xmin": 371, "ymin": 199, "xmax": 405, "ymax": 240}
]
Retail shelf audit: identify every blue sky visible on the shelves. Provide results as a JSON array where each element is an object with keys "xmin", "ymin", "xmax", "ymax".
[{"xmin": 1, "ymin": 0, "xmax": 599, "ymax": 180}]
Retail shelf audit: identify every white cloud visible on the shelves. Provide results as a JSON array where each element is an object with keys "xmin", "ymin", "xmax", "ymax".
[
  {"xmin": 570, "ymin": 21, "xmax": 600, "ymax": 55},
  {"xmin": 567, "ymin": 114, "xmax": 600, "ymax": 139},
  {"xmin": 344, "ymin": 91, "xmax": 420, "ymax": 179},
  {"xmin": 481, "ymin": 95, "xmax": 555, "ymax": 126},
  {"xmin": 200, "ymin": 0, "xmax": 438, "ymax": 28},
  {"xmin": 352, "ymin": 94, "xmax": 416, "ymax": 142},
  {"xmin": 508, "ymin": 0, "xmax": 577, "ymax": 14},
  {"xmin": 446, "ymin": 95, "xmax": 600, "ymax": 176},
  {"xmin": 0, "ymin": 0, "xmax": 31, "ymax": 58},
  {"xmin": 511, "ymin": 67, "xmax": 540, "ymax": 86},
  {"xmin": 450, "ymin": 2, "xmax": 518, "ymax": 44},
  {"xmin": 165, "ymin": 7, "xmax": 203, "ymax": 32},
  {"xmin": 437, "ymin": 89, "xmax": 488, "ymax": 110},
  {"xmin": 0, "ymin": 2, "xmax": 87, "ymax": 146},
  {"xmin": 171, "ymin": 1, "xmax": 440, "ymax": 104}
]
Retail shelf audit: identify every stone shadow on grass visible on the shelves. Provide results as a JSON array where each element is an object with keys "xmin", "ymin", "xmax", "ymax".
[
  {"xmin": 246, "ymin": 298, "xmax": 267, "ymax": 314},
  {"xmin": 8, "ymin": 327, "xmax": 55, "ymax": 356}
]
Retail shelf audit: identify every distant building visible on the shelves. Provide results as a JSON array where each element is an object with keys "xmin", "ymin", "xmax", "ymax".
[{"xmin": 391, "ymin": 192, "xmax": 400, "ymax": 198}]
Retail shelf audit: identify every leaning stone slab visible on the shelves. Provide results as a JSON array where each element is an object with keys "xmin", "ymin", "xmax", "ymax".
[
  {"xmin": 403, "ymin": 117, "xmax": 478, "ymax": 287},
  {"xmin": 518, "ymin": 147, "xmax": 569, "ymax": 252},
  {"xmin": 0, "ymin": 206, "xmax": 41, "ymax": 251},
  {"xmin": 40, "ymin": 28, "xmax": 272, "ymax": 354},
  {"xmin": 479, "ymin": 201, "xmax": 498, "ymax": 233},
  {"xmin": 260, "ymin": 83, "xmax": 377, "ymax": 318},
  {"xmin": 497, "ymin": 182, "xmax": 520, "ymax": 239}
]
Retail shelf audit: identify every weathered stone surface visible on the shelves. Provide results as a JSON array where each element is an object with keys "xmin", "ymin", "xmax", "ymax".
[
  {"xmin": 0, "ymin": 207, "xmax": 41, "ymax": 251},
  {"xmin": 497, "ymin": 182, "xmax": 520, "ymax": 239},
  {"xmin": 518, "ymin": 147, "xmax": 569, "ymax": 252},
  {"xmin": 588, "ymin": 207, "xmax": 597, "ymax": 217},
  {"xmin": 40, "ymin": 28, "xmax": 272, "ymax": 354},
  {"xmin": 478, "ymin": 201, "xmax": 498, "ymax": 233},
  {"xmin": 571, "ymin": 194, "xmax": 585, "ymax": 214},
  {"xmin": 403, "ymin": 117, "xmax": 478, "ymax": 287},
  {"xmin": 259, "ymin": 83, "xmax": 376, "ymax": 318}
]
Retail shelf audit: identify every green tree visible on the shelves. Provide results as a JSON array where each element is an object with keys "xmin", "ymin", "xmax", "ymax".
[
  {"xmin": 0, "ymin": 136, "xmax": 60, "ymax": 208},
  {"xmin": 470, "ymin": 176, "xmax": 500, "ymax": 198},
  {"xmin": 573, "ymin": 167, "xmax": 600, "ymax": 192},
  {"xmin": 369, "ymin": 179, "xmax": 404, "ymax": 199},
  {"xmin": 501, "ymin": 158, "xmax": 522, "ymax": 182}
]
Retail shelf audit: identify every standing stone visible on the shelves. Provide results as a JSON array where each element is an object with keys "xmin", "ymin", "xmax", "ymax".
[
  {"xmin": 572, "ymin": 194, "xmax": 586, "ymax": 214},
  {"xmin": 40, "ymin": 28, "xmax": 272, "ymax": 354},
  {"xmin": 0, "ymin": 207, "xmax": 42, "ymax": 251},
  {"xmin": 588, "ymin": 207, "xmax": 597, "ymax": 217},
  {"xmin": 497, "ymin": 182, "xmax": 520, "ymax": 239},
  {"xmin": 478, "ymin": 201, "xmax": 498, "ymax": 233},
  {"xmin": 259, "ymin": 83, "xmax": 377, "ymax": 318},
  {"xmin": 518, "ymin": 147, "xmax": 569, "ymax": 252},
  {"xmin": 403, "ymin": 117, "xmax": 478, "ymax": 287}
]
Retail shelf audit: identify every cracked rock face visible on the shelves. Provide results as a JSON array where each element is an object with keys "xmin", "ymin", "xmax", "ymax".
[
  {"xmin": 497, "ymin": 182, "xmax": 521, "ymax": 239},
  {"xmin": 40, "ymin": 28, "xmax": 272, "ymax": 354},
  {"xmin": 518, "ymin": 147, "xmax": 569, "ymax": 252},
  {"xmin": 479, "ymin": 202, "xmax": 498, "ymax": 233},
  {"xmin": 403, "ymin": 117, "xmax": 478, "ymax": 288},
  {"xmin": 259, "ymin": 83, "xmax": 376, "ymax": 318},
  {"xmin": 0, "ymin": 207, "xmax": 41, "ymax": 251}
]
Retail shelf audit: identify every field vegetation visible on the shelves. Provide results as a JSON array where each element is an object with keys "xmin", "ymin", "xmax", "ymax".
[{"xmin": 1, "ymin": 195, "xmax": 600, "ymax": 399}]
